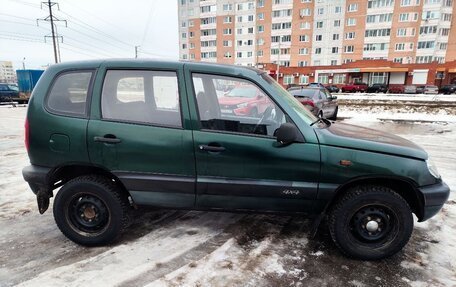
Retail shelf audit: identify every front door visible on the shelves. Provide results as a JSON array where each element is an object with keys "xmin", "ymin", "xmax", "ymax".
[
  {"xmin": 187, "ymin": 72, "xmax": 321, "ymax": 212},
  {"xmin": 88, "ymin": 66, "xmax": 195, "ymax": 207}
]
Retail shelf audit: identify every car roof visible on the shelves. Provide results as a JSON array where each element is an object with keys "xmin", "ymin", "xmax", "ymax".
[{"xmin": 47, "ymin": 58, "xmax": 265, "ymax": 75}]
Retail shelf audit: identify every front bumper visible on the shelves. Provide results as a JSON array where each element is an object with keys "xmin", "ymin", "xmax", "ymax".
[{"xmin": 418, "ymin": 181, "xmax": 450, "ymax": 221}]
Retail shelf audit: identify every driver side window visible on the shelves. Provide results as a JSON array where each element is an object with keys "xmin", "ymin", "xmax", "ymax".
[{"xmin": 192, "ymin": 73, "xmax": 287, "ymax": 137}]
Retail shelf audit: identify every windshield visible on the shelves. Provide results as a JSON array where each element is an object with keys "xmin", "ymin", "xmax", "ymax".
[
  {"xmin": 8, "ymin": 85, "xmax": 19, "ymax": 91},
  {"xmin": 260, "ymin": 73, "xmax": 317, "ymax": 125},
  {"xmin": 225, "ymin": 87, "xmax": 257, "ymax": 98}
]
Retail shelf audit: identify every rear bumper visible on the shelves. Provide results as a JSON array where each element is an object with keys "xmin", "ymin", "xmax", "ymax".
[
  {"xmin": 22, "ymin": 165, "xmax": 51, "ymax": 194},
  {"xmin": 418, "ymin": 181, "xmax": 450, "ymax": 221}
]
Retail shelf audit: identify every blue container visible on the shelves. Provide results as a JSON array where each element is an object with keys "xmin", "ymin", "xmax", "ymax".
[{"xmin": 16, "ymin": 70, "xmax": 44, "ymax": 93}]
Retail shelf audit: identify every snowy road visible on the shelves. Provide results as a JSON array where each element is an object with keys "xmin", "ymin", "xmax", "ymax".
[{"xmin": 0, "ymin": 106, "xmax": 454, "ymax": 287}]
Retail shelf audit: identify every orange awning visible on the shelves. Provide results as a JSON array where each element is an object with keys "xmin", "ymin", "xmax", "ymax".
[
  {"xmin": 360, "ymin": 67, "xmax": 409, "ymax": 73},
  {"xmin": 449, "ymin": 68, "xmax": 456, "ymax": 73}
]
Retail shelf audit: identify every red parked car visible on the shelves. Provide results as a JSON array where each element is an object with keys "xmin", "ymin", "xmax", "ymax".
[
  {"xmin": 341, "ymin": 82, "xmax": 368, "ymax": 93},
  {"xmin": 218, "ymin": 87, "xmax": 271, "ymax": 117}
]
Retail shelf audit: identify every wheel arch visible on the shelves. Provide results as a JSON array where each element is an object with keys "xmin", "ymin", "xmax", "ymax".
[
  {"xmin": 47, "ymin": 163, "xmax": 131, "ymax": 200},
  {"xmin": 327, "ymin": 176, "xmax": 425, "ymax": 221}
]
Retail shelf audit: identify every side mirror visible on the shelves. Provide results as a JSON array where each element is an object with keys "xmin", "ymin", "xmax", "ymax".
[
  {"xmin": 276, "ymin": 123, "xmax": 303, "ymax": 145},
  {"xmin": 331, "ymin": 96, "xmax": 337, "ymax": 100}
]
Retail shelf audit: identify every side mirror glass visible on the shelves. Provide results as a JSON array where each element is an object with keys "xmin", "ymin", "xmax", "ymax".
[{"xmin": 276, "ymin": 123, "xmax": 302, "ymax": 145}]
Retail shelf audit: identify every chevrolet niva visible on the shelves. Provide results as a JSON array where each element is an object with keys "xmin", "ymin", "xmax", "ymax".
[{"xmin": 22, "ymin": 60, "xmax": 449, "ymax": 260}]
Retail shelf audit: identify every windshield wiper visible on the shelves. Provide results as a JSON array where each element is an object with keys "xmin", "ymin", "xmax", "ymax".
[{"xmin": 310, "ymin": 117, "xmax": 331, "ymax": 127}]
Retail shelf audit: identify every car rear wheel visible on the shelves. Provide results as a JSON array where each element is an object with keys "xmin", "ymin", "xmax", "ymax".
[
  {"xmin": 53, "ymin": 175, "xmax": 131, "ymax": 246},
  {"xmin": 328, "ymin": 185, "xmax": 413, "ymax": 260}
]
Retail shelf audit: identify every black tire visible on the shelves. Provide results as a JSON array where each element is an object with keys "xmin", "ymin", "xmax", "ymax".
[
  {"xmin": 329, "ymin": 107, "xmax": 338, "ymax": 121},
  {"xmin": 53, "ymin": 175, "xmax": 131, "ymax": 246},
  {"xmin": 328, "ymin": 185, "xmax": 413, "ymax": 260}
]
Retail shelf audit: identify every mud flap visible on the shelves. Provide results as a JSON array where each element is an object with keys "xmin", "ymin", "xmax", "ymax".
[{"xmin": 37, "ymin": 189, "xmax": 51, "ymax": 214}]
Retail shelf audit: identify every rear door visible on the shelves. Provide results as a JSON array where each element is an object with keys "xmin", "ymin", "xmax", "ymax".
[
  {"xmin": 87, "ymin": 63, "xmax": 195, "ymax": 208},
  {"xmin": 185, "ymin": 70, "xmax": 321, "ymax": 212}
]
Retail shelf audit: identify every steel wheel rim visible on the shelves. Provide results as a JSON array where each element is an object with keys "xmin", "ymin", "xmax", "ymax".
[
  {"xmin": 67, "ymin": 193, "xmax": 110, "ymax": 235},
  {"xmin": 349, "ymin": 204, "xmax": 397, "ymax": 244}
]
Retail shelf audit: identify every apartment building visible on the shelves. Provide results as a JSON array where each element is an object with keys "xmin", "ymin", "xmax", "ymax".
[
  {"xmin": 178, "ymin": 0, "xmax": 456, "ymax": 67},
  {"xmin": 0, "ymin": 61, "xmax": 16, "ymax": 83}
]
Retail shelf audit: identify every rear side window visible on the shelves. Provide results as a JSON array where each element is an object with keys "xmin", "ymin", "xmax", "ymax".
[
  {"xmin": 101, "ymin": 70, "xmax": 182, "ymax": 128},
  {"xmin": 46, "ymin": 71, "xmax": 93, "ymax": 116}
]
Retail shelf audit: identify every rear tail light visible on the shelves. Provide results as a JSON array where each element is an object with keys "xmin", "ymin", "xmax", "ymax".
[
  {"xmin": 25, "ymin": 118, "xmax": 30, "ymax": 152},
  {"xmin": 301, "ymin": 100, "xmax": 315, "ymax": 107}
]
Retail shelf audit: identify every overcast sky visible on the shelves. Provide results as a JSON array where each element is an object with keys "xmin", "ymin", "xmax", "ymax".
[{"xmin": 0, "ymin": 0, "xmax": 179, "ymax": 70}]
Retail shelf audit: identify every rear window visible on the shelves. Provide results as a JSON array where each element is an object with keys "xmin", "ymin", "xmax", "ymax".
[
  {"xmin": 46, "ymin": 71, "xmax": 93, "ymax": 116},
  {"xmin": 290, "ymin": 89, "xmax": 317, "ymax": 98}
]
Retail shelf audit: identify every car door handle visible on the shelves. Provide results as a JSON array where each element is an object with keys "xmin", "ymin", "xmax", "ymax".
[
  {"xmin": 199, "ymin": 144, "xmax": 226, "ymax": 152},
  {"xmin": 94, "ymin": 135, "xmax": 121, "ymax": 144}
]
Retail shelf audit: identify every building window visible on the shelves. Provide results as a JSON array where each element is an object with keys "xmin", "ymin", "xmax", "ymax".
[
  {"xmin": 300, "ymin": 22, "xmax": 311, "ymax": 29},
  {"xmin": 258, "ymin": 25, "xmax": 264, "ymax": 32},
  {"xmin": 298, "ymin": 61, "xmax": 308, "ymax": 67},
  {"xmin": 258, "ymin": 13, "xmax": 264, "ymax": 20},
  {"xmin": 332, "ymin": 60, "xmax": 339, "ymax": 67},
  {"xmin": 283, "ymin": 75, "xmax": 294, "ymax": 85},
  {"xmin": 316, "ymin": 21, "xmax": 324, "ymax": 28},
  {"xmin": 333, "ymin": 34, "xmax": 340, "ymax": 40},
  {"xmin": 345, "ymin": 32, "xmax": 355, "ymax": 39},
  {"xmin": 344, "ymin": 45, "xmax": 354, "ymax": 53},
  {"xmin": 299, "ymin": 35, "xmax": 309, "ymax": 42},
  {"xmin": 347, "ymin": 3, "xmax": 358, "ymax": 12},
  {"xmin": 333, "ymin": 74, "xmax": 346, "ymax": 84},
  {"xmin": 332, "ymin": 47, "xmax": 339, "ymax": 53},
  {"xmin": 335, "ymin": 6, "xmax": 342, "ymax": 13},
  {"xmin": 299, "ymin": 75, "xmax": 309, "ymax": 84},
  {"xmin": 300, "ymin": 8, "xmax": 311, "ymax": 16},
  {"xmin": 334, "ymin": 20, "xmax": 341, "ymax": 27},
  {"xmin": 298, "ymin": 48, "xmax": 308, "ymax": 54},
  {"xmin": 224, "ymin": 16, "xmax": 232, "ymax": 23},
  {"xmin": 393, "ymin": 57, "xmax": 403, "ymax": 63},
  {"xmin": 318, "ymin": 74, "xmax": 329, "ymax": 84},
  {"xmin": 346, "ymin": 18, "xmax": 356, "ymax": 26},
  {"xmin": 315, "ymin": 35, "xmax": 322, "ymax": 41},
  {"xmin": 397, "ymin": 28, "xmax": 407, "ymax": 36},
  {"xmin": 223, "ymin": 4, "xmax": 233, "ymax": 11},
  {"xmin": 315, "ymin": 47, "xmax": 322, "ymax": 54},
  {"xmin": 223, "ymin": 28, "xmax": 232, "ymax": 35},
  {"xmin": 370, "ymin": 72, "xmax": 388, "ymax": 85}
]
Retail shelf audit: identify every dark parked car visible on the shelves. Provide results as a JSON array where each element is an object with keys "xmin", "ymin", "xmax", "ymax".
[
  {"xmin": 325, "ymin": 85, "xmax": 340, "ymax": 93},
  {"xmin": 439, "ymin": 84, "xmax": 456, "ymax": 94},
  {"xmin": 23, "ymin": 59, "xmax": 449, "ymax": 260},
  {"xmin": 0, "ymin": 83, "xmax": 19, "ymax": 102},
  {"xmin": 288, "ymin": 87, "xmax": 338, "ymax": 120},
  {"xmin": 341, "ymin": 82, "xmax": 368, "ymax": 93},
  {"xmin": 367, "ymin": 83, "xmax": 388, "ymax": 93}
]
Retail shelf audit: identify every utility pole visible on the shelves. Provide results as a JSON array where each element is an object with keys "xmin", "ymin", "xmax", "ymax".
[
  {"xmin": 135, "ymin": 46, "xmax": 140, "ymax": 58},
  {"xmin": 37, "ymin": 0, "xmax": 66, "ymax": 63}
]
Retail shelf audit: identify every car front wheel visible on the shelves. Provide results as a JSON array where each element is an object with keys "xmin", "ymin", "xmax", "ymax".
[
  {"xmin": 328, "ymin": 185, "xmax": 413, "ymax": 260},
  {"xmin": 53, "ymin": 175, "xmax": 131, "ymax": 246}
]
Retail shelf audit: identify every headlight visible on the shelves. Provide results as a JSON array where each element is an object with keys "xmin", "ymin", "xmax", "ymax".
[
  {"xmin": 426, "ymin": 158, "xmax": 440, "ymax": 179},
  {"xmin": 237, "ymin": 102, "xmax": 248, "ymax": 108}
]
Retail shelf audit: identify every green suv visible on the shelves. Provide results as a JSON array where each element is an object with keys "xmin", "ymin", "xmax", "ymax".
[{"xmin": 22, "ymin": 60, "xmax": 449, "ymax": 260}]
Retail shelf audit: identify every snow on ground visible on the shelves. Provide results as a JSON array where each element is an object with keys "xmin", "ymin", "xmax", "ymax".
[
  {"xmin": 0, "ymin": 104, "xmax": 455, "ymax": 287},
  {"xmin": 336, "ymin": 93, "xmax": 456, "ymax": 102}
]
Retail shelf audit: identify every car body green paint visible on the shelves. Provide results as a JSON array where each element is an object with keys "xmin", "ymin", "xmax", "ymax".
[{"xmin": 23, "ymin": 59, "xmax": 449, "ymax": 223}]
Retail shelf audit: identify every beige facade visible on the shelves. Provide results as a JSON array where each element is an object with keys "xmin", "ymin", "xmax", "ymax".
[
  {"xmin": 0, "ymin": 61, "xmax": 16, "ymax": 83},
  {"xmin": 178, "ymin": 0, "xmax": 456, "ymax": 67}
]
